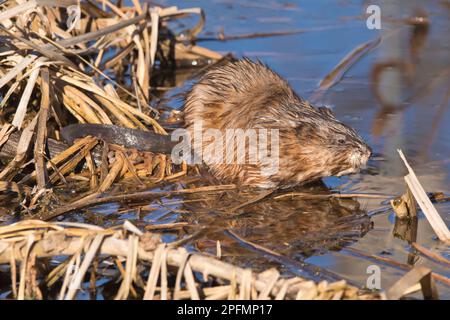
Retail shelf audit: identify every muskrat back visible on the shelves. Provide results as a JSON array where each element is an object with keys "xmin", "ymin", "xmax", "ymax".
[{"xmin": 184, "ymin": 59, "xmax": 371, "ymax": 188}]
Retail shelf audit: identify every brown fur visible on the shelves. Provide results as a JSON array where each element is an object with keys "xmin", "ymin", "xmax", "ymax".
[{"xmin": 184, "ymin": 59, "xmax": 371, "ymax": 188}]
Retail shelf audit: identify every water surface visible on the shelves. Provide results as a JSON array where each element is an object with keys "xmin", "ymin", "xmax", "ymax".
[{"xmin": 153, "ymin": 0, "xmax": 450, "ymax": 297}]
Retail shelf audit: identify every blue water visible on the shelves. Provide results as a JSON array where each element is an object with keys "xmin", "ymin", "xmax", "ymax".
[{"xmin": 155, "ymin": 0, "xmax": 450, "ymax": 297}]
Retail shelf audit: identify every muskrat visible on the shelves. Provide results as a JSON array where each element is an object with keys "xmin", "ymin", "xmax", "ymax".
[
  {"xmin": 183, "ymin": 59, "xmax": 371, "ymax": 188},
  {"xmin": 0, "ymin": 59, "xmax": 371, "ymax": 189}
]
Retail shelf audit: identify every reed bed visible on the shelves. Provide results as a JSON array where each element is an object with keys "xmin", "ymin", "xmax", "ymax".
[
  {"xmin": 0, "ymin": 0, "xmax": 221, "ymax": 217},
  {"xmin": 0, "ymin": 219, "xmax": 385, "ymax": 300}
]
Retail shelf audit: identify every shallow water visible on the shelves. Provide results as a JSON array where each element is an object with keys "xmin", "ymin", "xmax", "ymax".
[
  {"xmin": 152, "ymin": 0, "xmax": 450, "ymax": 297},
  {"xmin": 2, "ymin": 0, "xmax": 448, "ymax": 299}
]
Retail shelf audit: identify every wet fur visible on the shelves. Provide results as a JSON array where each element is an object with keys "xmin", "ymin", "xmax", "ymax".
[{"xmin": 184, "ymin": 59, "xmax": 371, "ymax": 188}]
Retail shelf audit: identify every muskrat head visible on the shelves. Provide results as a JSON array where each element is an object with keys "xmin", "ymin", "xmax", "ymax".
[{"xmin": 289, "ymin": 106, "xmax": 372, "ymax": 182}]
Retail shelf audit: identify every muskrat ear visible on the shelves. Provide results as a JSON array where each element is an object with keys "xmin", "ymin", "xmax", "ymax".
[{"xmin": 317, "ymin": 106, "xmax": 336, "ymax": 119}]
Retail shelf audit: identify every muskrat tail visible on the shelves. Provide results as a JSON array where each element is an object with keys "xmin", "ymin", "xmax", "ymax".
[
  {"xmin": 0, "ymin": 129, "xmax": 68, "ymax": 160},
  {"xmin": 60, "ymin": 124, "xmax": 177, "ymax": 154}
]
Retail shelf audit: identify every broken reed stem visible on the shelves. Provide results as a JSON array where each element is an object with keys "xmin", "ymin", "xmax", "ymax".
[
  {"xmin": 411, "ymin": 242, "xmax": 450, "ymax": 268},
  {"xmin": 85, "ymin": 151, "xmax": 98, "ymax": 190},
  {"xmin": 32, "ymin": 184, "xmax": 237, "ymax": 221},
  {"xmin": 398, "ymin": 149, "xmax": 450, "ymax": 242},
  {"xmin": 225, "ymin": 229, "xmax": 344, "ymax": 284},
  {"xmin": 341, "ymin": 247, "xmax": 450, "ymax": 287},
  {"xmin": 387, "ymin": 267, "xmax": 439, "ymax": 300},
  {"xmin": 194, "ymin": 29, "xmax": 307, "ymax": 42},
  {"xmin": 20, "ymin": 136, "xmax": 97, "ymax": 184},
  {"xmin": 0, "ymin": 116, "xmax": 38, "ymax": 181},
  {"xmin": 64, "ymin": 234, "xmax": 105, "ymax": 300},
  {"xmin": 34, "ymin": 67, "xmax": 50, "ymax": 190},
  {"xmin": 98, "ymin": 154, "xmax": 124, "ymax": 193},
  {"xmin": 274, "ymin": 192, "xmax": 391, "ymax": 200},
  {"xmin": 49, "ymin": 139, "xmax": 98, "ymax": 184}
]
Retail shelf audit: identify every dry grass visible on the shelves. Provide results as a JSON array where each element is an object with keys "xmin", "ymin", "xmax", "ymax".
[
  {"xmin": 0, "ymin": 0, "xmax": 221, "ymax": 217},
  {"xmin": 0, "ymin": 219, "xmax": 385, "ymax": 300}
]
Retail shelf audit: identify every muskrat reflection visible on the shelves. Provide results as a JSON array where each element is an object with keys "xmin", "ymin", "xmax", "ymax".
[{"xmin": 178, "ymin": 182, "xmax": 372, "ymax": 260}]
